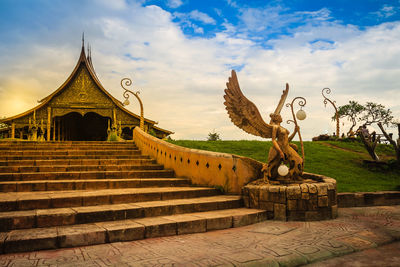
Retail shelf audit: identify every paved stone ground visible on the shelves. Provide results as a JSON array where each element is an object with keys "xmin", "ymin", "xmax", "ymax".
[
  {"xmin": 0, "ymin": 205, "xmax": 399, "ymax": 267},
  {"xmin": 305, "ymin": 241, "xmax": 400, "ymax": 266}
]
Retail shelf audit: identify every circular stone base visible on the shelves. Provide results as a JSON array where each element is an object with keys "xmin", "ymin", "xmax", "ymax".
[{"xmin": 242, "ymin": 173, "xmax": 338, "ymax": 221}]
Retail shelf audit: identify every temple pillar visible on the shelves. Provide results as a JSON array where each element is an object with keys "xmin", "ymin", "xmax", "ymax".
[
  {"xmin": 32, "ymin": 128, "xmax": 37, "ymax": 141},
  {"xmin": 117, "ymin": 121, "xmax": 122, "ymax": 137},
  {"xmin": 112, "ymin": 109, "xmax": 117, "ymax": 128},
  {"xmin": 11, "ymin": 122, "xmax": 15, "ymax": 139},
  {"xmin": 62, "ymin": 122, "xmax": 65, "ymax": 141},
  {"xmin": 61, "ymin": 120, "xmax": 64, "ymax": 141},
  {"xmin": 47, "ymin": 107, "xmax": 51, "ymax": 141},
  {"xmin": 57, "ymin": 118, "xmax": 61, "ymax": 141},
  {"xmin": 52, "ymin": 119, "xmax": 56, "ymax": 141}
]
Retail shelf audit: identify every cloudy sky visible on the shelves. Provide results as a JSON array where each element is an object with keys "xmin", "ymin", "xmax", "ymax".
[{"xmin": 0, "ymin": 0, "xmax": 399, "ymax": 140}]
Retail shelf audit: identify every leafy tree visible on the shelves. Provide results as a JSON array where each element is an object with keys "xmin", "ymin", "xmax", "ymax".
[
  {"xmin": 207, "ymin": 131, "xmax": 221, "ymax": 141},
  {"xmin": 360, "ymin": 102, "xmax": 393, "ymax": 127},
  {"xmin": 335, "ymin": 101, "xmax": 365, "ymax": 135},
  {"xmin": 336, "ymin": 101, "xmax": 395, "ymax": 162}
]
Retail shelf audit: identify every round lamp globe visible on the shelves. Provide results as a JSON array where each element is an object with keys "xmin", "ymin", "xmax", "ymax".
[
  {"xmin": 296, "ymin": 109, "xmax": 306, "ymax": 120},
  {"xmin": 278, "ymin": 164, "xmax": 289, "ymax": 176}
]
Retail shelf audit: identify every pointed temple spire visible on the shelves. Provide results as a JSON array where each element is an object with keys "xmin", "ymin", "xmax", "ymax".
[{"xmin": 82, "ymin": 32, "xmax": 85, "ymax": 50}]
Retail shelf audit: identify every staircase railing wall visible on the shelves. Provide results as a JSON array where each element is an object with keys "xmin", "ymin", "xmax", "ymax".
[{"xmin": 133, "ymin": 128, "xmax": 262, "ymax": 194}]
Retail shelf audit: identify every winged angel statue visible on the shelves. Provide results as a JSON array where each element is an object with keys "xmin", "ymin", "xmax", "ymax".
[{"xmin": 224, "ymin": 70, "xmax": 303, "ymax": 182}]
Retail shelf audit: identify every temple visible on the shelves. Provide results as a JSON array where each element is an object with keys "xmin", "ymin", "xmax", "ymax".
[{"xmin": 0, "ymin": 40, "xmax": 173, "ymax": 141}]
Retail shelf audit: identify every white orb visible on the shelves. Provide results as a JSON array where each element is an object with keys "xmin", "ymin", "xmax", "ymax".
[
  {"xmin": 123, "ymin": 99, "xmax": 130, "ymax": 106},
  {"xmin": 296, "ymin": 109, "xmax": 306, "ymax": 120},
  {"xmin": 278, "ymin": 164, "xmax": 289, "ymax": 176}
]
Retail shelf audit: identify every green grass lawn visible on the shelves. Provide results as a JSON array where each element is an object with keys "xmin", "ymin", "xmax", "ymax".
[
  {"xmin": 168, "ymin": 139, "xmax": 400, "ymax": 193},
  {"xmin": 325, "ymin": 140, "xmax": 396, "ymax": 157}
]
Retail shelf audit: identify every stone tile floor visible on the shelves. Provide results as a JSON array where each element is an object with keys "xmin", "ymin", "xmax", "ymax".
[
  {"xmin": 1, "ymin": 205, "xmax": 399, "ymax": 267},
  {"xmin": 306, "ymin": 241, "xmax": 400, "ymax": 267}
]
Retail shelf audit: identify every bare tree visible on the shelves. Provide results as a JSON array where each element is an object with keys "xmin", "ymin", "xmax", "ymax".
[
  {"xmin": 357, "ymin": 125, "xmax": 380, "ymax": 161},
  {"xmin": 377, "ymin": 122, "xmax": 400, "ymax": 164},
  {"xmin": 355, "ymin": 103, "xmax": 394, "ymax": 162}
]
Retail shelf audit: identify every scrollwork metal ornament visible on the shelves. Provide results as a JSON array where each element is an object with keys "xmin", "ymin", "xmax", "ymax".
[
  {"xmin": 121, "ymin": 77, "xmax": 144, "ymax": 130},
  {"xmin": 322, "ymin": 87, "xmax": 339, "ymax": 137},
  {"xmin": 286, "ymin": 97, "xmax": 306, "ymax": 164}
]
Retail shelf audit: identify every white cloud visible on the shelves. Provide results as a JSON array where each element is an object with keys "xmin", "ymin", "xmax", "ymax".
[
  {"xmin": 225, "ymin": 0, "xmax": 238, "ymax": 8},
  {"xmin": 214, "ymin": 8, "xmax": 222, "ymax": 17},
  {"xmin": 373, "ymin": 5, "xmax": 396, "ymax": 18},
  {"xmin": 174, "ymin": 10, "xmax": 216, "ymax": 26},
  {"xmin": 192, "ymin": 25, "xmax": 204, "ymax": 34},
  {"xmin": 237, "ymin": 6, "xmax": 332, "ymax": 39},
  {"xmin": 172, "ymin": 9, "xmax": 215, "ymax": 35},
  {"xmin": 95, "ymin": 0, "xmax": 128, "ymax": 10},
  {"xmin": 0, "ymin": 2, "xmax": 399, "ymax": 142},
  {"xmin": 166, "ymin": 0, "xmax": 183, "ymax": 9},
  {"xmin": 188, "ymin": 10, "xmax": 216, "ymax": 24}
]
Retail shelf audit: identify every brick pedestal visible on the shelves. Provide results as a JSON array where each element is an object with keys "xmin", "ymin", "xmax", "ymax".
[{"xmin": 242, "ymin": 173, "xmax": 337, "ymax": 221}]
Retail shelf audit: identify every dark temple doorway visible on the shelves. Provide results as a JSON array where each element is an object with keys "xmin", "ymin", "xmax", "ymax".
[{"xmin": 57, "ymin": 112, "xmax": 109, "ymax": 141}]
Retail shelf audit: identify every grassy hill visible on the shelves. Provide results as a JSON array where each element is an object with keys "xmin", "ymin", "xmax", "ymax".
[{"xmin": 167, "ymin": 139, "xmax": 399, "ymax": 193}]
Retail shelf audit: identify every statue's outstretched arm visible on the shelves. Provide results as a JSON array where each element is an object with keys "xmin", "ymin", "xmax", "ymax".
[{"xmin": 272, "ymin": 125, "xmax": 285, "ymax": 159}]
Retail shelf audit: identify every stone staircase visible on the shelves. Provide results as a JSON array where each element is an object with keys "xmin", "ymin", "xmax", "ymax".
[{"xmin": 0, "ymin": 141, "xmax": 266, "ymax": 254}]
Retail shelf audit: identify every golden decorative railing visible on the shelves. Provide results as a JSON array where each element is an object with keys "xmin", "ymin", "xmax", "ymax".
[{"xmin": 133, "ymin": 128, "xmax": 263, "ymax": 194}]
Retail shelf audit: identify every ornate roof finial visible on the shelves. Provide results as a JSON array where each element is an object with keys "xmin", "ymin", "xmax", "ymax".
[
  {"xmin": 82, "ymin": 32, "xmax": 85, "ymax": 49},
  {"xmin": 87, "ymin": 44, "xmax": 92, "ymax": 63}
]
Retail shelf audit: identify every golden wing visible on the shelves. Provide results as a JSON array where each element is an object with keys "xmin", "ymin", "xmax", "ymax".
[{"xmin": 223, "ymin": 70, "xmax": 272, "ymax": 138}]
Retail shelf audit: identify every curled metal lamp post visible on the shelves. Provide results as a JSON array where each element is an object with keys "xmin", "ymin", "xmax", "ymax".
[
  {"xmin": 322, "ymin": 88, "xmax": 339, "ymax": 137},
  {"xmin": 286, "ymin": 96, "xmax": 307, "ymax": 164},
  {"xmin": 121, "ymin": 78, "xmax": 144, "ymax": 130}
]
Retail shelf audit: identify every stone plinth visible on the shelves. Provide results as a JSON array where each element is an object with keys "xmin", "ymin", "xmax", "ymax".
[{"xmin": 242, "ymin": 173, "xmax": 337, "ymax": 221}]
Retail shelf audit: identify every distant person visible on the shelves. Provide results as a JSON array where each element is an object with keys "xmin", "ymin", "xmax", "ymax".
[{"xmin": 361, "ymin": 125, "xmax": 369, "ymax": 138}]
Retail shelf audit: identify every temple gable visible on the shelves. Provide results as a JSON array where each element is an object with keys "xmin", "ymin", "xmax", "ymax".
[{"xmin": 49, "ymin": 65, "xmax": 115, "ymax": 119}]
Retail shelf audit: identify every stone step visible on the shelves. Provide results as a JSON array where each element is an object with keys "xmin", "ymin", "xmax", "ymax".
[
  {"xmin": 0, "ymin": 208, "xmax": 266, "ymax": 253},
  {"xmin": 0, "ymin": 169, "xmax": 175, "ymax": 181},
  {"xmin": 0, "ymin": 145, "xmax": 138, "ymax": 151},
  {"xmin": 0, "ymin": 154, "xmax": 149, "ymax": 160},
  {"xmin": 0, "ymin": 163, "xmax": 164, "ymax": 173},
  {"xmin": 0, "ymin": 141, "xmax": 135, "ymax": 146},
  {"xmin": 0, "ymin": 158, "xmax": 153, "ymax": 167},
  {"xmin": 0, "ymin": 178, "xmax": 191, "ymax": 192},
  {"xmin": 0, "ymin": 187, "xmax": 219, "ymax": 211},
  {"xmin": 0, "ymin": 196, "xmax": 242, "ymax": 231},
  {"xmin": 0, "ymin": 149, "xmax": 141, "ymax": 156}
]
